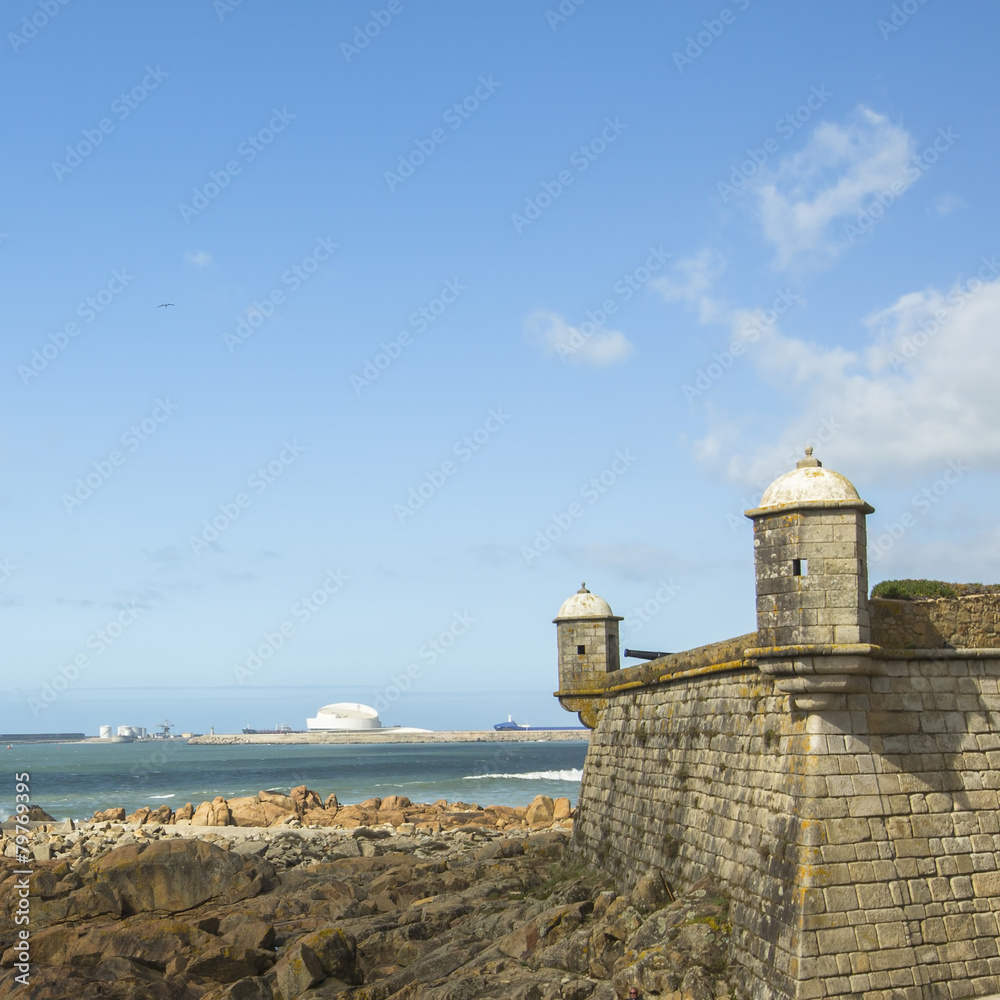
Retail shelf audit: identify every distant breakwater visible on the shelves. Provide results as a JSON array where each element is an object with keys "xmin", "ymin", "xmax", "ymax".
[{"xmin": 188, "ymin": 729, "xmax": 590, "ymax": 745}]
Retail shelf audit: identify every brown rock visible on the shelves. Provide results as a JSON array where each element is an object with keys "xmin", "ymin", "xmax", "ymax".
[
  {"xmin": 90, "ymin": 838, "xmax": 273, "ymax": 914},
  {"xmin": 553, "ymin": 797, "xmax": 573, "ymax": 821},
  {"xmin": 298, "ymin": 927, "xmax": 360, "ymax": 984},
  {"xmin": 218, "ymin": 914, "xmax": 276, "ymax": 951},
  {"xmin": 26, "ymin": 881, "xmax": 123, "ymax": 929},
  {"xmin": 290, "ymin": 785, "xmax": 323, "ymax": 812},
  {"xmin": 379, "ymin": 794, "xmax": 412, "ymax": 810},
  {"xmin": 27, "ymin": 806, "xmax": 56, "ymax": 822},
  {"xmin": 484, "ymin": 804, "xmax": 522, "ymax": 826},
  {"xmin": 202, "ymin": 978, "xmax": 274, "ymax": 1000},
  {"xmin": 183, "ymin": 944, "xmax": 274, "ymax": 983},
  {"xmin": 228, "ymin": 796, "xmax": 296, "ymax": 828},
  {"xmin": 375, "ymin": 809, "xmax": 407, "ymax": 828},
  {"xmin": 126, "ymin": 806, "xmax": 151, "ymax": 825},
  {"xmin": 174, "ymin": 802, "xmax": 194, "ymax": 822},
  {"xmin": 323, "ymin": 792, "xmax": 339, "ymax": 811},
  {"xmin": 630, "ymin": 869, "xmax": 674, "ymax": 913},
  {"xmin": 300, "ymin": 808, "xmax": 341, "ymax": 827},
  {"xmin": 258, "ymin": 790, "xmax": 296, "ymax": 810},
  {"xmin": 526, "ymin": 795, "xmax": 555, "ymax": 827},
  {"xmin": 93, "ymin": 807, "xmax": 126, "ymax": 822},
  {"xmin": 192, "ymin": 796, "xmax": 234, "ymax": 827},
  {"xmin": 273, "ymin": 939, "xmax": 326, "ymax": 998},
  {"xmin": 149, "ymin": 804, "xmax": 173, "ymax": 824},
  {"xmin": 357, "ymin": 796, "xmax": 382, "ymax": 811},
  {"xmin": 330, "ymin": 806, "xmax": 377, "ymax": 828}
]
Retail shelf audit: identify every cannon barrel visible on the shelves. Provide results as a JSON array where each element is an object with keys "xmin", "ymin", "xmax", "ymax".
[{"xmin": 624, "ymin": 648, "xmax": 670, "ymax": 660}]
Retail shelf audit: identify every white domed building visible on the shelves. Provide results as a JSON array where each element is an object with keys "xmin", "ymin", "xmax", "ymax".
[{"xmin": 306, "ymin": 702, "xmax": 382, "ymax": 731}]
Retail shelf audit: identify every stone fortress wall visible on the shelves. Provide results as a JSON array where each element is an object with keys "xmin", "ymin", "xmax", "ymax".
[
  {"xmin": 555, "ymin": 452, "xmax": 1000, "ymax": 1000},
  {"xmin": 871, "ymin": 594, "xmax": 1000, "ymax": 651}
]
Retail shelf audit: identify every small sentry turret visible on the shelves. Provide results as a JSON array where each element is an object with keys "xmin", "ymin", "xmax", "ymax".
[
  {"xmin": 745, "ymin": 449, "xmax": 874, "ymax": 647},
  {"xmin": 554, "ymin": 583, "xmax": 623, "ymax": 694}
]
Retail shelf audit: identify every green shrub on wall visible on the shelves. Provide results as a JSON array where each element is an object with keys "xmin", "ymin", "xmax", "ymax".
[{"xmin": 871, "ymin": 579, "xmax": 1000, "ymax": 600}]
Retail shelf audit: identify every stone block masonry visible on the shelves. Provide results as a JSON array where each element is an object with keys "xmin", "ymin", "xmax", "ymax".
[
  {"xmin": 570, "ymin": 650, "xmax": 1000, "ymax": 1000},
  {"xmin": 872, "ymin": 593, "xmax": 1000, "ymax": 651}
]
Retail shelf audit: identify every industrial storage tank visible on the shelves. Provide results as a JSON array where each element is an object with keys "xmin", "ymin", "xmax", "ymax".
[
  {"xmin": 305, "ymin": 702, "xmax": 382, "ymax": 731},
  {"xmin": 99, "ymin": 725, "xmax": 112, "ymax": 739}
]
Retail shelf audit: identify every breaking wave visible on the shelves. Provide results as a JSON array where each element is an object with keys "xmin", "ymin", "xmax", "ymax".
[{"xmin": 463, "ymin": 768, "xmax": 583, "ymax": 782}]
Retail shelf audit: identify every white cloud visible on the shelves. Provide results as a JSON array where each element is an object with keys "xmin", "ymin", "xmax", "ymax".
[
  {"xmin": 698, "ymin": 268, "xmax": 1000, "ymax": 488},
  {"xmin": 753, "ymin": 106, "xmax": 918, "ymax": 269},
  {"xmin": 185, "ymin": 250, "xmax": 213, "ymax": 267},
  {"xmin": 652, "ymin": 249, "xmax": 727, "ymax": 323},
  {"xmin": 525, "ymin": 310, "xmax": 633, "ymax": 367}
]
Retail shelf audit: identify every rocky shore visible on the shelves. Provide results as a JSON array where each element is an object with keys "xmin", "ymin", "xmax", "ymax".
[{"xmin": 0, "ymin": 789, "xmax": 734, "ymax": 1000}]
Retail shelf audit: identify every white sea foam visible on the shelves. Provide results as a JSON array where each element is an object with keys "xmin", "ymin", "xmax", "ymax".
[
  {"xmin": 463, "ymin": 768, "xmax": 583, "ymax": 782},
  {"xmin": 147, "ymin": 794, "xmax": 176, "ymax": 799}
]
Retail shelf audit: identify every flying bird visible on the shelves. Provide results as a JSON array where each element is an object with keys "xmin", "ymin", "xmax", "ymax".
[{"xmin": 158, "ymin": 303, "xmax": 175, "ymax": 308}]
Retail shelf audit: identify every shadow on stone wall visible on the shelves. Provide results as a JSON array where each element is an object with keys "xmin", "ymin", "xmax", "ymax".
[{"xmin": 871, "ymin": 594, "xmax": 1000, "ymax": 650}]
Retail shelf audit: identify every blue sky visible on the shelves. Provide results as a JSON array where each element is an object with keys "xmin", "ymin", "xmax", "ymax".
[{"xmin": 2, "ymin": 1, "xmax": 998, "ymax": 735}]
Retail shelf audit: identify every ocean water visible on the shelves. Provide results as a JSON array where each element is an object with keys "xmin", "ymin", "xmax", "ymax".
[{"xmin": 1, "ymin": 740, "xmax": 589, "ymax": 822}]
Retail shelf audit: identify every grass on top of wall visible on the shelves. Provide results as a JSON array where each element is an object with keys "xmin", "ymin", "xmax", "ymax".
[{"xmin": 871, "ymin": 579, "xmax": 1000, "ymax": 600}]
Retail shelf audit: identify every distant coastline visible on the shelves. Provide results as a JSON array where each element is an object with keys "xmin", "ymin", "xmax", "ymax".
[{"xmin": 187, "ymin": 729, "xmax": 589, "ymax": 746}]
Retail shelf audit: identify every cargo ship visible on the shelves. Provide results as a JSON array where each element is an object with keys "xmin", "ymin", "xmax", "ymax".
[{"xmin": 493, "ymin": 716, "xmax": 585, "ymax": 732}]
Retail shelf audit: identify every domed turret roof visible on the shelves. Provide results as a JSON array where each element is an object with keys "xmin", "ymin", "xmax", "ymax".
[
  {"xmin": 554, "ymin": 583, "xmax": 617, "ymax": 620},
  {"xmin": 746, "ymin": 449, "xmax": 873, "ymax": 515}
]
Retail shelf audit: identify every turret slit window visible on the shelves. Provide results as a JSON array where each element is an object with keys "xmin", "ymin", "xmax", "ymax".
[
  {"xmin": 792, "ymin": 558, "xmax": 808, "ymax": 577},
  {"xmin": 577, "ymin": 645, "xmax": 586, "ymax": 655}
]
